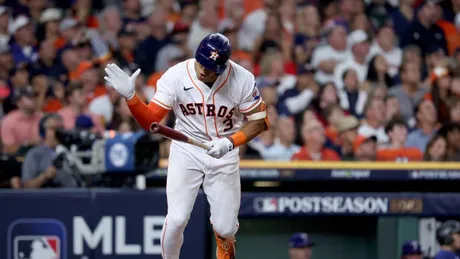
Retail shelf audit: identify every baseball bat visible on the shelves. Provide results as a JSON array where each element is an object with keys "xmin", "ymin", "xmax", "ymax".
[{"xmin": 150, "ymin": 122, "xmax": 210, "ymax": 150}]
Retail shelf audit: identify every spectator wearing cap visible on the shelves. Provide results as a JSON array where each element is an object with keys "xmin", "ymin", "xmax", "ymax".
[
  {"xmin": 10, "ymin": 15, "xmax": 37, "ymax": 65},
  {"xmin": 369, "ymin": 25, "xmax": 402, "ymax": 78},
  {"xmin": 388, "ymin": 60, "xmax": 428, "ymax": 124},
  {"xmin": 288, "ymin": 232, "xmax": 314, "ymax": 259},
  {"xmin": 400, "ymin": 1, "xmax": 448, "ymax": 57},
  {"xmin": 58, "ymin": 84, "xmax": 105, "ymax": 135},
  {"xmin": 1, "ymin": 87, "xmax": 42, "ymax": 155},
  {"xmin": 334, "ymin": 29, "xmax": 370, "ymax": 90},
  {"xmin": 30, "ymin": 39, "xmax": 58, "ymax": 77},
  {"xmin": 358, "ymin": 96, "xmax": 389, "ymax": 144},
  {"xmin": 339, "ymin": 68, "xmax": 368, "ymax": 117},
  {"xmin": 401, "ymin": 240, "xmax": 423, "ymax": 259},
  {"xmin": 0, "ymin": 44, "xmax": 13, "ymax": 81},
  {"xmin": 36, "ymin": 8, "xmax": 62, "ymax": 42},
  {"xmin": 252, "ymin": 116, "xmax": 300, "ymax": 161},
  {"xmin": 111, "ymin": 27, "xmax": 138, "ymax": 75},
  {"xmin": 406, "ymin": 99, "xmax": 438, "ymax": 152},
  {"xmin": 277, "ymin": 64, "xmax": 318, "ymax": 117},
  {"xmin": 352, "ymin": 135, "xmax": 377, "ymax": 161},
  {"xmin": 98, "ymin": 6, "xmax": 123, "ymax": 50},
  {"xmin": 377, "ymin": 117, "xmax": 423, "ymax": 161},
  {"xmin": 425, "ymin": 66, "xmax": 453, "ymax": 123},
  {"xmin": 0, "ymin": 6, "xmax": 10, "ymax": 47},
  {"xmin": 134, "ymin": 8, "xmax": 171, "ymax": 76},
  {"xmin": 170, "ymin": 22, "xmax": 191, "ymax": 56},
  {"xmin": 311, "ymin": 23, "xmax": 348, "ymax": 85},
  {"xmin": 292, "ymin": 119, "xmax": 341, "ymax": 161},
  {"xmin": 337, "ymin": 115, "xmax": 360, "ymax": 160}
]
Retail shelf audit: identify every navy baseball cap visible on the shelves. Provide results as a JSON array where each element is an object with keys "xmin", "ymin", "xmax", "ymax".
[
  {"xmin": 401, "ymin": 240, "xmax": 422, "ymax": 256},
  {"xmin": 288, "ymin": 233, "xmax": 315, "ymax": 248}
]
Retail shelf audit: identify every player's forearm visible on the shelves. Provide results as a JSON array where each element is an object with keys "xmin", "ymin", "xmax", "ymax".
[
  {"xmin": 228, "ymin": 120, "xmax": 267, "ymax": 148},
  {"xmin": 126, "ymin": 94, "xmax": 168, "ymax": 131}
]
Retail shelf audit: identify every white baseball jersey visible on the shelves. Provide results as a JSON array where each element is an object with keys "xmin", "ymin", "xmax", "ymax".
[{"xmin": 152, "ymin": 58, "xmax": 262, "ymax": 142}]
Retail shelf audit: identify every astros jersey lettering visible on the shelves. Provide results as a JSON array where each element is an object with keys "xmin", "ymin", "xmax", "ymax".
[{"xmin": 152, "ymin": 59, "xmax": 261, "ymax": 142}]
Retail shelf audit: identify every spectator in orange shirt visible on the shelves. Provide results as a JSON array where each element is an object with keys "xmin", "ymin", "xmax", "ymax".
[
  {"xmin": 292, "ymin": 119, "xmax": 341, "ymax": 161},
  {"xmin": 352, "ymin": 135, "xmax": 377, "ymax": 161},
  {"xmin": 423, "ymin": 134, "xmax": 449, "ymax": 161},
  {"xmin": 377, "ymin": 117, "xmax": 423, "ymax": 162}
]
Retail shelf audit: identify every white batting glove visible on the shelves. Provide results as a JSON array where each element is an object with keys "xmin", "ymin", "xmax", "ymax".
[
  {"xmin": 205, "ymin": 138, "xmax": 234, "ymax": 159},
  {"xmin": 104, "ymin": 63, "xmax": 140, "ymax": 100}
]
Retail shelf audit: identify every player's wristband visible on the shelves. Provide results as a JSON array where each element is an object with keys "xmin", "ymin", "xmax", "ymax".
[{"xmin": 228, "ymin": 131, "xmax": 248, "ymax": 148}]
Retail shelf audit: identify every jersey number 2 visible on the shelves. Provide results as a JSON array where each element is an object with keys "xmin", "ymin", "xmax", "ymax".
[{"xmin": 223, "ymin": 118, "xmax": 233, "ymax": 131}]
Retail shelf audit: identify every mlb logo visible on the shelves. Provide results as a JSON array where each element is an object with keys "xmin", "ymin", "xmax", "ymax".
[
  {"xmin": 254, "ymin": 197, "xmax": 278, "ymax": 213},
  {"xmin": 14, "ymin": 236, "xmax": 60, "ymax": 259},
  {"xmin": 8, "ymin": 219, "xmax": 67, "ymax": 259}
]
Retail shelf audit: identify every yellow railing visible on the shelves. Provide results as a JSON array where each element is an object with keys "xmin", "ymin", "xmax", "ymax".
[{"xmin": 159, "ymin": 159, "xmax": 460, "ymax": 170}]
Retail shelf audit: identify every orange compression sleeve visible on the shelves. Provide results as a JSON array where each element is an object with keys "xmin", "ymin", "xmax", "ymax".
[
  {"xmin": 229, "ymin": 131, "xmax": 248, "ymax": 147},
  {"xmin": 126, "ymin": 94, "xmax": 169, "ymax": 131}
]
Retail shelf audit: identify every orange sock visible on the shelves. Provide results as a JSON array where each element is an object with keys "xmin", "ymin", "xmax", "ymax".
[{"xmin": 214, "ymin": 231, "xmax": 236, "ymax": 259}]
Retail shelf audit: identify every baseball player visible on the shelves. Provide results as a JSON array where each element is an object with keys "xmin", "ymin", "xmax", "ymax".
[
  {"xmin": 104, "ymin": 33, "xmax": 269, "ymax": 259},
  {"xmin": 401, "ymin": 240, "xmax": 423, "ymax": 259},
  {"xmin": 434, "ymin": 220, "xmax": 460, "ymax": 259}
]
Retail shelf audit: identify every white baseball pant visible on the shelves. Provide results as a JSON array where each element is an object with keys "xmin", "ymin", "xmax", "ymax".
[{"xmin": 161, "ymin": 140, "xmax": 241, "ymax": 259}]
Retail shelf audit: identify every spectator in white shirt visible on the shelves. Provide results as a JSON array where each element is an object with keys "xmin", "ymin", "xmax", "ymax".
[
  {"xmin": 369, "ymin": 24, "xmax": 402, "ymax": 78},
  {"xmin": 311, "ymin": 23, "xmax": 348, "ymax": 84},
  {"xmin": 334, "ymin": 29, "xmax": 370, "ymax": 90},
  {"xmin": 358, "ymin": 95, "xmax": 389, "ymax": 144}
]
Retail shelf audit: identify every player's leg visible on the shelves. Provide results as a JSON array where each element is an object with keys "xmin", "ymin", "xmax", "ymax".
[
  {"xmin": 161, "ymin": 142, "xmax": 204, "ymax": 259},
  {"xmin": 202, "ymin": 157, "xmax": 240, "ymax": 259}
]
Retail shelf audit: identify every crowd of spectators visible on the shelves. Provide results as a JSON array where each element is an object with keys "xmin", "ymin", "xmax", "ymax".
[{"xmin": 0, "ymin": 0, "xmax": 459, "ymax": 168}]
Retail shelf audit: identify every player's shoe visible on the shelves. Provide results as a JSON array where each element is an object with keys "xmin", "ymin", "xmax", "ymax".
[{"xmin": 215, "ymin": 231, "xmax": 236, "ymax": 259}]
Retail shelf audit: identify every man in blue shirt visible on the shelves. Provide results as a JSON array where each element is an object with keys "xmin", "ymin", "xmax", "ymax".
[{"xmin": 434, "ymin": 220, "xmax": 460, "ymax": 259}]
